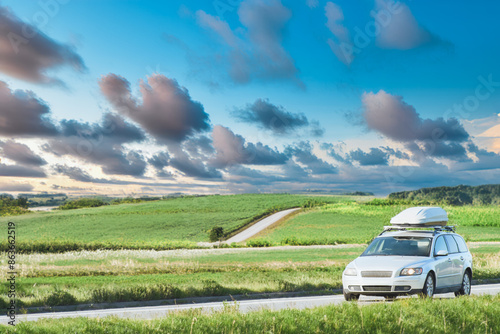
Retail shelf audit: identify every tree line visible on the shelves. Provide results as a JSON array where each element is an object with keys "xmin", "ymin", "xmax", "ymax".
[{"xmin": 388, "ymin": 184, "xmax": 500, "ymax": 206}]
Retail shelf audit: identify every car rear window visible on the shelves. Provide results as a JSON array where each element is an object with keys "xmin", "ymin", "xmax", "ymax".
[
  {"xmin": 444, "ymin": 235, "xmax": 459, "ymax": 254},
  {"xmin": 453, "ymin": 235, "xmax": 468, "ymax": 253}
]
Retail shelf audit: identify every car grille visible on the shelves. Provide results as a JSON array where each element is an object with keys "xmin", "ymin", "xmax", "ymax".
[
  {"xmin": 361, "ymin": 271, "xmax": 393, "ymax": 278},
  {"xmin": 362, "ymin": 286, "xmax": 392, "ymax": 292}
]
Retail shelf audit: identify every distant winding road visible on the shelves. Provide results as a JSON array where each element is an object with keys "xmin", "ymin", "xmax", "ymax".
[
  {"xmin": 225, "ymin": 207, "xmax": 300, "ymax": 243},
  {"xmin": 2, "ymin": 284, "xmax": 500, "ymax": 324}
]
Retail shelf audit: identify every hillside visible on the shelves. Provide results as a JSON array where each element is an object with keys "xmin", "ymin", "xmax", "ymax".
[
  {"xmin": 0, "ymin": 194, "xmax": 350, "ymax": 252},
  {"xmin": 388, "ymin": 184, "xmax": 500, "ymax": 206}
]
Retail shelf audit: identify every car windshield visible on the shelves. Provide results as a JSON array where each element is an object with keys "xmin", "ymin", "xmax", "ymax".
[{"xmin": 361, "ymin": 236, "xmax": 432, "ymax": 257}]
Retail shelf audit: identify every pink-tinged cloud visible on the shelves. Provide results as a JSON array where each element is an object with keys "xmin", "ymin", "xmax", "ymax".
[
  {"xmin": 362, "ymin": 90, "xmax": 470, "ymax": 160},
  {"xmin": 0, "ymin": 81, "xmax": 58, "ymax": 137},
  {"xmin": 99, "ymin": 73, "xmax": 210, "ymax": 142},
  {"xmin": 0, "ymin": 140, "xmax": 46, "ymax": 166},
  {"xmin": 0, "ymin": 6, "xmax": 86, "ymax": 85},
  {"xmin": 375, "ymin": 0, "xmax": 437, "ymax": 50},
  {"xmin": 210, "ymin": 125, "xmax": 287, "ymax": 168}
]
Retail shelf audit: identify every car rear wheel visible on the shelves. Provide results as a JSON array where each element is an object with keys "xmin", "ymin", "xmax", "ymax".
[
  {"xmin": 455, "ymin": 271, "xmax": 471, "ymax": 296},
  {"xmin": 343, "ymin": 289, "xmax": 360, "ymax": 301},
  {"xmin": 421, "ymin": 273, "xmax": 434, "ymax": 298}
]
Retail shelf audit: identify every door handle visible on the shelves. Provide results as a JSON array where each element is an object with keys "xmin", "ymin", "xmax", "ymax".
[
  {"xmin": 448, "ymin": 258, "xmax": 452, "ymax": 262},
  {"xmin": 460, "ymin": 256, "xmax": 464, "ymax": 261}
]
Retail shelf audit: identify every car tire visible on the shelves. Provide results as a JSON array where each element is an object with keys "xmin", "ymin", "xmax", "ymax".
[
  {"xmin": 420, "ymin": 273, "xmax": 435, "ymax": 298},
  {"xmin": 343, "ymin": 289, "xmax": 360, "ymax": 301},
  {"xmin": 455, "ymin": 271, "xmax": 472, "ymax": 297}
]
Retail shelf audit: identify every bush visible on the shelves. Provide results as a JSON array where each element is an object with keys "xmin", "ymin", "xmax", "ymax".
[
  {"xmin": 302, "ymin": 199, "xmax": 326, "ymax": 208},
  {"xmin": 60, "ymin": 198, "xmax": 108, "ymax": 210},
  {"xmin": 246, "ymin": 239, "xmax": 273, "ymax": 247},
  {"xmin": 209, "ymin": 226, "xmax": 224, "ymax": 242},
  {"xmin": 44, "ymin": 290, "xmax": 77, "ymax": 306}
]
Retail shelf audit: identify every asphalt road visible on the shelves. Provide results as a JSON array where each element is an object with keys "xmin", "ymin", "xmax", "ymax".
[
  {"xmin": 225, "ymin": 207, "xmax": 300, "ymax": 243},
  {"xmin": 2, "ymin": 284, "xmax": 499, "ymax": 324}
]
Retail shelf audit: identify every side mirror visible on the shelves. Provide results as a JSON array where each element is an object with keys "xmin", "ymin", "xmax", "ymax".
[{"xmin": 435, "ymin": 250, "xmax": 448, "ymax": 257}]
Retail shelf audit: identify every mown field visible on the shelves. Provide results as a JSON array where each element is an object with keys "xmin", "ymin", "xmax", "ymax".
[
  {"xmin": 1, "ymin": 194, "xmax": 499, "ymax": 310},
  {"xmin": 1, "ymin": 244, "xmax": 498, "ymax": 309},
  {"xmin": 3, "ymin": 294, "xmax": 499, "ymax": 333},
  {"xmin": 253, "ymin": 202, "xmax": 500, "ymax": 245},
  {"xmin": 0, "ymin": 194, "xmax": 351, "ymax": 252}
]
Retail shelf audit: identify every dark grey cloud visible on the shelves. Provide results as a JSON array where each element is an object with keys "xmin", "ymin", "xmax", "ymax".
[
  {"xmin": 210, "ymin": 125, "xmax": 287, "ymax": 168},
  {"xmin": 0, "ymin": 181, "xmax": 34, "ymax": 192},
  {"xmin": 183, "ymin": 135, "xmax": 215, "ymax": 158},
  {"xmin": 0, "ymin": 163, "xmax": 46, "ymax": 177},
  {"xmin": 0, "ymin": 81, "xmax": 58, "ymax": 136},
  {"xmin": 99, "ymin": 73, "xmax": 211, "ymax": 142},
  {"xmin": 349, "ymin": 148, "xmax": 389, "ymax": 166},
  {"xmin": 148, "ymin": 152, "xmax": 172, "ymax": 178},
  {"xmin": 53, "ymin": 164, "xmax": 153, "ymax": 185},
  {"xmin": 0, "ymin": 6, "xmax": 86, "ymax": 85},
  {"xmin": 196, "ymin": 0, "xmax": 302, "ymax": 86},
  {"xmin": 46, "ymin": 113, "xmax": 148, "ymax": 176},
  {"xmin": 0, "ymin": 140, "xmax": 46, "ymax": 166},
  {"xmin": 285, "ymin": 141, "xmax": 338, "ymax": 174},
  {"xmin": 383, "ymin": 147, "xmax": 410, "ymax": 160},
  {"xmin": 232, "ymin": 98, "xmax": 324, "ymax": 136},
  {"xmin": 148, "ymin": 152, "xmax": 170, "ymax": 171},
  {"xmin": 170, "ymin": 154, "xmax": 222, "ymax": 179}
]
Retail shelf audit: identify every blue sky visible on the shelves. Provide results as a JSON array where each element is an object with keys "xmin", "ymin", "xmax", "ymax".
[{"xmin": 0, "ymin": 0, "xmax": 499, "ymax": 196}]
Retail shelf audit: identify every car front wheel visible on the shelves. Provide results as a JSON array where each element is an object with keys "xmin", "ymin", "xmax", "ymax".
[
  {"xmin": 455, "ymin": 271, "xmax": 471, "ymax": 296},
  {"xmin": 343, "ymin": 289, "xmax": 360, "ymax": 301},
  {"xmin": 421, "ymin": 273, "xmax": 434, "ymax": 298}
]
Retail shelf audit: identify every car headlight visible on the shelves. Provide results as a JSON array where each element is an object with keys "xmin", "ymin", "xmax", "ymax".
[
  {"xmin": 400, "ymin": 267, "xmax": 423, "ymax": 276},
  {"xmin": 344, "ymin": 268, "xmax": 357, "ymax": 276}
]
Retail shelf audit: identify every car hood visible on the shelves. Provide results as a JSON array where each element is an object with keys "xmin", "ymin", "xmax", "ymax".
[{"xmin": 351, "ymin": 256, "xmax": 429, "ymax": 272}]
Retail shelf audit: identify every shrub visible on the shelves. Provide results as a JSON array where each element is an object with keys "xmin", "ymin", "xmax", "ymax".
[
  {"xmin": 246, "ymin": 239, "xmax": 273, "ymax": 247},
  {"xmin": 209, "ymin": 226, "xmax": 224, "ymax": 242},
  {"xmin": 60, "ymin": 198, "xmax": 108, "ymax": 210},
  {"xmin": 44, "ymin": 290, "xmax": 77, "ymax": 306}
]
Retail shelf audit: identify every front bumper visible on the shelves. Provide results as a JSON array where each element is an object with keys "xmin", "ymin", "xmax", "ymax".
[{"xmin": 343, "ymin": 273, "xmax": 426, "ymax": 296}]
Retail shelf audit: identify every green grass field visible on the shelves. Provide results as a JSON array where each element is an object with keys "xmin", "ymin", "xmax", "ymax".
[
  {"xmin": 3, "ymin": 295, "xmax": 499, "ymax": 333},
  {"xmin": 255, "ymin": 202, "xmax": 500, "ymax": 245},
  {"xmin": 1, "ymin": 244, "xmax": 498, "ymax": 309},
  {"xmin": 0, "ymin": 194, "xmax": 351, "ymax": 251}
]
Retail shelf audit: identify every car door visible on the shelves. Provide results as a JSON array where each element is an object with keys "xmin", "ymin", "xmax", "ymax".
[
  {"xmin": 444, "ymin": 234, "xmax": 463, "ymax": 286},
  {"xmin": 433, "ymin": 236, "xmax": 454, "ymax": 288}
]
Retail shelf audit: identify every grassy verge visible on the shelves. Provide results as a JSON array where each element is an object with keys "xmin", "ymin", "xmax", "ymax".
[
  {"xmin": 3, "ymin": 294, "xmax": 500, "ymax": 333},
  {"xmin": 0, "ymin": 194, "xmax": 352, "ymax": 252},
  {"xmin": 254, "ymin": 202, "xmax": 500, "ymax": 245},
  {"xmin": 1, "ymin": 244, "xmax": 498, "ymax": 309}
]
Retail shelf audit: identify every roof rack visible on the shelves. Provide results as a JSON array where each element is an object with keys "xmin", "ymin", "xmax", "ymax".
[{"xmin": 380, "ymin": 225, "xmax": 456, "ymax": 236}]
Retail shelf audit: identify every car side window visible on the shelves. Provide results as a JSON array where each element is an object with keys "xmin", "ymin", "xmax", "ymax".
[
  {"xmin": 444, "ymin": 235, "xmax": 459, "ymax": 254},
  {"xmin": 453, "ymin": 235, "xmax": 468, "ymax": 253},
  {"xmin": 434, "ymin": 236, "xmax": 448, "ymax": 256}
]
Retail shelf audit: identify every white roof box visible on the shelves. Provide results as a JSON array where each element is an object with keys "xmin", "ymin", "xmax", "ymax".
[{"xmin": 390, "ymin": 207, "xmax": 448, "ymax": 227}]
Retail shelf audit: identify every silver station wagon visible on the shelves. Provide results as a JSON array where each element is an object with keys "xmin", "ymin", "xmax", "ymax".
[{"xmin": 342, "ymin": 207, "xmax": 473, "ymax": 300}]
